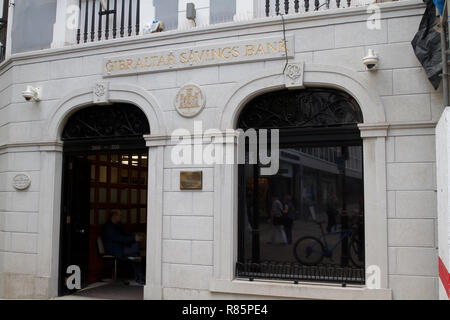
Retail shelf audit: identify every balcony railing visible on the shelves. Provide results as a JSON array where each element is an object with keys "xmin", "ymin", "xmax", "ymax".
[
  {"xmin": 74, "ymin": 0, "xmax": 375, "ymax": 46},
  {"xmin": 0, "ymin": 0, "xmax": 7, "ymax": 62},
  {"xmin": 0, "ymin": 20, "xmax": 6, "ymax": 63},
  {"xmin": 77, "ymin": 0, "xmax": 140, "ymax": 44},
  {"xmin": 263, "ymin": 0, "xmax": 373, "ymax": 16}
]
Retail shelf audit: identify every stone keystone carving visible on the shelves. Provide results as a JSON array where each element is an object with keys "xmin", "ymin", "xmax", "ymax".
[
  {"xmin": 93, "ymin": 82, "xmax": 110, "ymax": 104},
  {"xmin": 285, "ymin": 62, "xmax": 305, "ymax": 89}
]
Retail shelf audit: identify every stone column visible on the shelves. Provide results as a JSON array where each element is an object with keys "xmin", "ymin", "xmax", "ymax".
[
  {"xmin": 359, "ymin": 123, "xmax": 389, "ymax": 290},
  {"xmin": 36, "ymin": 144, "xmax": 63, "ymax": 298},
  {"xmin": 143, "ymin": 136, "xmax": 166, "ymax": 299}
]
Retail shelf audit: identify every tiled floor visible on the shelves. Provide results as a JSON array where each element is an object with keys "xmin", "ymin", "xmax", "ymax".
[{"xmin": 55, "ymin": 281, "xmax": 143, "ymax": 300}]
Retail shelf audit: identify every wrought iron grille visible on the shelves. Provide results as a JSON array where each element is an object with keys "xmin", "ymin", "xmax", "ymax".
[
  {"xmin": 62, "ymin": 104, "xmax": 150, "ymax": 141},
  {"xmin": 237, "ymin": 88, "xmax": 363, "ymax": 130},
  {"xmin": 264, "ymin": 0, "xmax": 357, "ymax": 16},
  {"xmin": 236, "ymin": 261, "xmax": 365, "ymax": 285}
]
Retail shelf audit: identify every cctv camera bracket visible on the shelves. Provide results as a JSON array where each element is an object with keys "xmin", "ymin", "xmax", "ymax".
[
  {"xmin": 23, "ymin": 86, "xmax": 42, "ymax": 102},
  {"xmin": 33, "ymin": 87, "xmax": 42, "ymax": 102}
]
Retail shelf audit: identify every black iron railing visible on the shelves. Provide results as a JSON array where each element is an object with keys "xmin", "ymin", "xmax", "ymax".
[
  {"xmin": 265, "ymin": 0, "xmax": 353, "ymax": 16},
  {"xmin": 73, "ymin": 0, "xmax": 365, "ymax": 45},
  {"xmin": 0, "ymin": 20, "xmax": 6, "ymax": 63},
  {"xmin": 0, "ymin": 0, "xmax": 7, "ymax": 63},
  {"xmin": 236, "ymin": 261, "xmax": 365, "ymax": 285},
  {"xmin": 77, "ymin": 0, "xmax": 140, "ymax": 44}
]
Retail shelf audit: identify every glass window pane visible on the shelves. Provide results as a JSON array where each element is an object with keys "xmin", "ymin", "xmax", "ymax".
[
  {"xmin": 90, "ymin": 187, "xmax": 95, "ymax": 203},
  {"xmin": 140, "ymin": 208, "xmax": 147, "ymax": 224},
  {"xmin": 111, "ymin": 167, "xmax": 118, "ymax": 184},
  {"xmin": 121, "ymin": 168, "xmax": 128, "ymax": 184},
  {"xmin": 110, "ymin": 188, "xmax": 118, "ymax": 204},
  {"xmin": 140, "ymin": 189, "xmax": 147, "ymax": 205},
  {"xmin": 131, "ymin": 155, "xmax": 139, "ymax": 167},
  {"xmin": 131, "ymin": 209, "xmax": 137, "ymax": 224},
  {"xmin": 141, "ymin": 154, "xmax": 148, "ymax": 167},
  {"xmin": 142, "ymin": 171, "xmax": 148, "ymax": 185},
  {"xmin": 238, "ymin": 144, "xmax": 365, "ymax": 283},
  {"xmin": 121, "ymin": 209, "xmax": 128, "ymax": 223},
  {"xmin": 111, "ymin": 155, "xmax": 119, "ymax": 164},
  {"xmin": 99, "ymin": 188, "xmax": 107, "ymax": 203},
  {"xmin": 99, "ymin": 166, "xmax": 107, "ymax": 183},
  {"xmin": 11, "ymin": 0, "xmax": 57, "ymax": 54},
  {"xmin": 99, "ymin": 209, "xmax": 106, "ymax": 225},
  {"xmin": 131, "ymin": 169, "xmax": 139, "ymax": 184},
  {"xmin": 153, "ymin": 0, "xmax": 179, "ymax": 30},
  {"xmin": 90, "ymin": 165, "xmax": 96, "ymax": 181},
  {"xmin": 99, "ymin": 155, "xmax": 107, "ymax": 162},
  {"xmin": 121, "ymin": 189, "xmax": 128, "ymax": 204},
  {"xmin": 131, "ymin": 189, "xmax": 138, "ymax": 204},
  {"xmin": 210, "ymin": 0, "xmax": 236, "ymax": 24}
]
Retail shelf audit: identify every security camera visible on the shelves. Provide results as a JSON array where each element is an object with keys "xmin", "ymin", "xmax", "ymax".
[
  {"xmin": 22, "ymin": 86, "xmax": 41, "ymax": 102},
  {"xmin": 363, "ymin": 49, "xmax": 379, "ymax": 70}
]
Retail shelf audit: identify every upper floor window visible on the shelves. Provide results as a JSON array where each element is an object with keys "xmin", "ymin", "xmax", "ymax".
[
  {"xmin": 236, "ymin": 88, "xmax": 365, "ymax": 285},
  {"xmin": 210, "ymin": 0, "xmax": 236, "ymax": 24},
  {"xmin": 11, "ymin": 0, "xmax": 57, "ymax": 54},
  {"xmin": 153, "ymin": 0, "xmax": 179, "ymax": 31}
]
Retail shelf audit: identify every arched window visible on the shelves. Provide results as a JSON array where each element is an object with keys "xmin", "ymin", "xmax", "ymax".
[{"xmin": 236, "ymin": 88, "xmax": 365, "ymax": 285}]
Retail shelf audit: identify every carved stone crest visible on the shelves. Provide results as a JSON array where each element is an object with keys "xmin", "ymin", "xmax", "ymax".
[
  {"xmin": 12, "ymin": 174, "xmax": 31, "ymax": 191},
  {"xmin": 93, "ymin": 82, "xmax": 110, "ymax": 104},
  {"xmin": 284, "ymin": 62, "xmax": 305, "ymax": 89},
  {"xmin": 174, "ymin": 83, "xmax": 206, "ymax": 118}
]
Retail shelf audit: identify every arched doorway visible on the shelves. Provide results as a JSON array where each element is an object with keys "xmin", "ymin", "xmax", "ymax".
[
  {"xmin": 236, "ymin": 88, "xmax": 365, "ymax": 285},
  {"xmin": 58, "ymin": 103, "xmax": 150, "ymax": 296}
]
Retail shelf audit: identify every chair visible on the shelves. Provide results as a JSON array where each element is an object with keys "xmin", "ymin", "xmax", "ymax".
[{"xmin": 97, "ymin": 236, "xmax": 118, "ymax": 281}]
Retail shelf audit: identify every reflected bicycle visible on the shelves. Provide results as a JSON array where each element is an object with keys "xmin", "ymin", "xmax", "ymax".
[{"xmin": 293, "ymin": 221, "xmax": 364, "ymax": 267}]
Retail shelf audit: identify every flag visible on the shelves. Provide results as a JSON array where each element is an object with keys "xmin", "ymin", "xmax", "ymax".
[{"xmin": 411, "ymin": 0, "xmax": 442, "ymax": 90}]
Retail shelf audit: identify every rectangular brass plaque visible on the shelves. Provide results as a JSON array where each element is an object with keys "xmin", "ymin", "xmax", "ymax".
[{"xmin": 180, "ymin": 171, "xmax": 202, "ymax": 190}]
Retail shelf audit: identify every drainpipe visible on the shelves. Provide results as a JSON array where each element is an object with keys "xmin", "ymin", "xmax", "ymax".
[{"xmin": 441, "ymin": 0, "xmax": 449, "ymax": 106}]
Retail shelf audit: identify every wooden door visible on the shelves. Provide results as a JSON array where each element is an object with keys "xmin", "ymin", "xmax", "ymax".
[{"xmin": 60, "ymin": 156, "xmax": 91, "ymax": 294}]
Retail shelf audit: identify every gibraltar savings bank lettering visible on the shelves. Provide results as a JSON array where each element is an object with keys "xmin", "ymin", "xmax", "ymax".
[{"xmin": 103, "ymin": 36, "xmax": 294, "ymax": 77}]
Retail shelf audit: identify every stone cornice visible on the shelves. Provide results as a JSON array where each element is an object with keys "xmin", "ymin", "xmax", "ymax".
[
  {"xmin": 0, "ymin": 0, "xmax": 425, "ymax": 70},
  {"xmin": 0, "ymin": 141, "xmax": 64, "ymax": 152}
]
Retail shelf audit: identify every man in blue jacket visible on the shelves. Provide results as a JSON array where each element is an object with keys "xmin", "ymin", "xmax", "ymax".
[{"xmin": 102, "ymin": 210, "xmax": 144, "ymax": 285}]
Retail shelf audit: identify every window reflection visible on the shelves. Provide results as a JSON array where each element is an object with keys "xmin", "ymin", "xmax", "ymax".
[{"xmin": 239, "ymin": 145, "xmax": 365, "ymax": 275}]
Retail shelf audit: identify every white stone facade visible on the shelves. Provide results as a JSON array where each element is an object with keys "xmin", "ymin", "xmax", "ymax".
[{"xmin": 0, "ymin": 0, "xmax": 443, "ymax": 299}]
